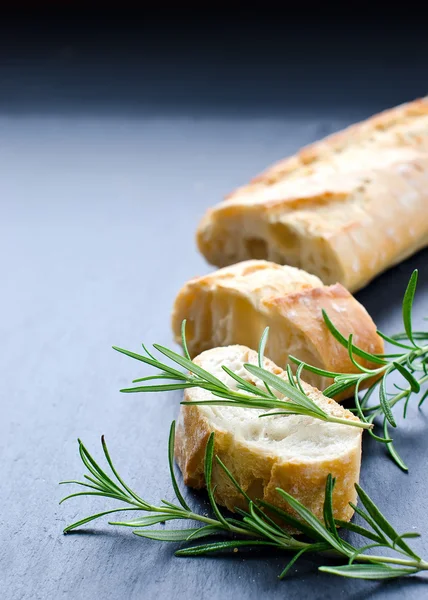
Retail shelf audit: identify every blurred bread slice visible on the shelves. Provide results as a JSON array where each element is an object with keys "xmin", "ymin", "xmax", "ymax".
[
  {"xmin": 171, "ymin": 260, "xmax": 384, "ymax": 398},
  {"xmin": 196, "ymin": 97, "xmax": 428, "ymax": 292},
  {"xmin": 175, "ymin": 345, "xmax": 362, "ymax": 523}
]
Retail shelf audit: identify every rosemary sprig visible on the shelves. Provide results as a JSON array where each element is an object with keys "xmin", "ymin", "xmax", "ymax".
[
  {"xmin": 60, "ymin": 422, "xmax": 428, "ymax": 580},
  {"xmin": 290, "ymin": 269, "xmax": 428, "ymax": 470},
  {"xmin": 113, "ymin": 269, "xmax": 427, "ymax": 469},
  {"xmin": 112, "ymin": 321, "xmax": 370, "ymax": 430}
]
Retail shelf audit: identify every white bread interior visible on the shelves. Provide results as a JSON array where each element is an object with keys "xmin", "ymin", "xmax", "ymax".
[{"xmin": 175, "ymin": 345, "xmax": 362, "ymax": 524}]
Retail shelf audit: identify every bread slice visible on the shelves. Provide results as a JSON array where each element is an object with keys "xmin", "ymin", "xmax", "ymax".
[
  {"xmin": 175, "ymin": 345, "xmax": 362, "ymax": 524},
  {"xmin": 171, "ymin": 260, "xmax": 384, "ymax": 397},
  {"xmin": 196, "ymin": 97, "xmax": 428, "ymax": 292}
]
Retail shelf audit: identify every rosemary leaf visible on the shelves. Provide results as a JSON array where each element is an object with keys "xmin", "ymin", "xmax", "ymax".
[
  {"xmin": 275, "ymin": 488, "xmax": 347, "ymax": 555},
  {"xmin": 333, "ymin": 520, "xmax": 383, "ymax": 544},
  {"xmin": 168, "ymin": 421, "xmax": 191, "ymax": 511},
  {"xmin": 322, "ymin": 310, "xmax": 386, "ymax": 365},
  {"xmin": 393, "ymin": 362, "xmax": 421, "ymax": 392},
  {"xmin": 278, "ymin": 548, "xmax": 309, "ymax": 579},
  {"xmin": 379, "ymin": 369, "xmax": 397, "ymax": 427},
  {"xmin": 244, "ymin": 364, "xmax": 327, "ymax": 419},
  {"xmin": 63, "ymin": 507, "xmax": 139, "ymax": 533},
  {"xmin": 112, "ymin": 346, "xmax": 186, "ymax": 380},
  {"xmin": 181, "ymin": 320, "xmax": 192, "ymax": 361},
  {"xmin": 323, "ymin": 475, "xmax": 340, "ymax": 541},
  {"xmin": 402, "ymin": 269, "xmax": 419, "ymax": 348},
  {"xmin": 355, "ymin": 484, "xmax": 419, "ymax": 560},
  {"xmin": 134, "ymin": 528, "xmax": 206, "ymax": 542},
  {"xmin": 258, "ymin": 327, "xmax": 275, "ymax": 397},
  {"xmin": 121, "ymin": 383, "xmax": 199, "ymax": 393},
  {"xmin": 204, "ymin": 433, "xmax": 230, "ymax": 530},
  {"xmin": 111, "ymin": 514, "xmax": 180, "ymax": 528},
  {"xmin": 221, "ymin": 365, "xmax": 271, "ymax": 398},
  {"xmin": 152, "ymin": 344, "xmax": 228, "ymax": 389},
  {"xmin": 175, "ymin": 540, "xmax": 279, "ymax": 556},
  {"xmin": 319, "ymin": 564, "xmax": 418, "ymax": 579},
  {"xmin": 383, "ymin": 419, "xmax": 408, "ymax": 472},
  {"xmin": 376, "ymin": 330, "xmax": 414, "ymax": 351}
]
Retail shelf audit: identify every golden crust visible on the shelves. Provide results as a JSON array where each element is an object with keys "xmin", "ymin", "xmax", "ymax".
[
  {"xmin": 196, "ymin": 97, "xmax": 428, "ymax": 292},
  {"xmin": 171, "ymin": 260, "xmax": 384, "ymax": 398},
  {"xmin": 175, "ymin": 346, "xmax": 362, "ymax": 524},
  {"xmin": 247, "ymin": 97, "xmax": 428, "ymax": 186}
]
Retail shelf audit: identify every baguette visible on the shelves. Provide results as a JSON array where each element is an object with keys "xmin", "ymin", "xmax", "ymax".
[
  {"xmin": 171, "ymin": 260, "xmax": 384, "ymax": 397},
  {"xmin": 196, "ymin": 97, "xmax": 428, "ymax": 292},
  {"xmin": 175, "ymin": 345, "xmax": 362, "ymax": 523}
]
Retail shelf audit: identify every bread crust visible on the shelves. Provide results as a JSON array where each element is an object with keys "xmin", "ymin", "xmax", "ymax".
[
  {"xmin": 175, "ymin": 346, "xmax": 362, "ymax": 524},
  {"xmin": 196, "ymin": 98, "xmax": 428, "ymax": 292},
  {"xmin": 171, "ymin": 260, "xmax": 384, "ymax": 398}
]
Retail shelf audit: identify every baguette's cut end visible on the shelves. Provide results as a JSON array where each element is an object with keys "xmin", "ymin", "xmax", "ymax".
[
  {"xmin": 171, "ymin": 260, "xmax": 384, "ymax": 399},
  {"xmin": 174, "ymin": 345, "xmax": 363, "ymax": 528}
]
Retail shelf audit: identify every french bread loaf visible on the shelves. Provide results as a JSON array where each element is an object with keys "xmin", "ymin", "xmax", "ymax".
[
  {"xmin": 171, "ymin": 260, "xmax": 384, "ymax": 397},
  {"xmin": 175, "ymin": 345, "xmax": 362, "ymax": 523},
  {"xmin": 196, "ymin": 97, "xmax": 428, "ymax": 292}
]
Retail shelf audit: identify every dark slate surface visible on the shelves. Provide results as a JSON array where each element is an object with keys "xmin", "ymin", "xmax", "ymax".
[{"xmin": 2, "ymin": 18, "xmax": 428, "ymax": 600}]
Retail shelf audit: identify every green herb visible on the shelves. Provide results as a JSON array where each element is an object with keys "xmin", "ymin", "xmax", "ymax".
[
  {"xmin": 60, "ymin": 423, "xmax": 428, "ymax": 580},
  {"xmin": 113, "ymin": 336, "xmax": 370, "ymax": 431},
  {"xmin": 290, "ymin": 269, "xmax": 428, "ymax": 470},
  {"xmin": 113, "ymin": 270, "xmax": 427, "ymax": 469}
]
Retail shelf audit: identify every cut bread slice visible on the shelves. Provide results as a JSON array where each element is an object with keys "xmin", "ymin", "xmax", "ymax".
[
  {"xmin": 171, "ymin": 260, "xmax": 384, "ymax": 398},
  {"xmin": 175, "ymin": 345, "xmax": 362, "ymax": 524}
]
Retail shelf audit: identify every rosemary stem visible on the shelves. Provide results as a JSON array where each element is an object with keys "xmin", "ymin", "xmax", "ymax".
[
  {"xmin": 145, "ymin": 506, "xmax": 225, "ymax": 528},
  {"xmin": 362, "ymin": 345, "xmax": 428, "ymax": 380},
  {"xmin": 327, "ymin": 416, "xmax": 373, "ymax": 430},
  {"xmin": 185, "ymin": 511, "xmax": 308, "ymax": 547},
  {"xmin": 366, "ymin": 345, "xmax": 428, "ymax": 376},
  {"xmin": 354, "ymin": 554, "xmax": 428, "ymax": 570},
  {"xmin": 366, "ymin": 373, "xmax": 428, "ymax": 415},
  {"xmin": 137, "ymin": 504, "xmax": 256, "ymax": 537},
  {"xmin": 389, "ymin": 374, "xmax": 428, "ymax": 409},
  {"xmin": 164, "ymin": 509, "xmax": 259, "ymax": 538},
  {"xmin": 388, "ymin": 344, "xmax": 428, "ymax": 367},
  {"xmin": 195, "ymin": 382, "xmax": 272, "ymax": 404},
  {"xmin": 187, "ymin": 512, "xmax": 249, "ymax": 534},
  {"xmin": 147, "ymin": 504, "xmax": 309, "ymax": 549},
  {"xmin": 129, "ymin": 503, "xmax": 309, "ymax": 549}
]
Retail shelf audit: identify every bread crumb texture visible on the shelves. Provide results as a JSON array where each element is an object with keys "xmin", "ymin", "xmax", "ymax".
[{"xmin": 175, "ymin": 345, "xmax": 362, "ymax": 525}]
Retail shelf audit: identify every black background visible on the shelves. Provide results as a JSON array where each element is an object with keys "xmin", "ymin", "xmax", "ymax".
[
  {"xmin": 1, "ymin": 10, "xmax": 428, "ymax": 600},
  {"xmin": 1, "ymin": 10, "xmax": 427, "ymax": 116}
]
